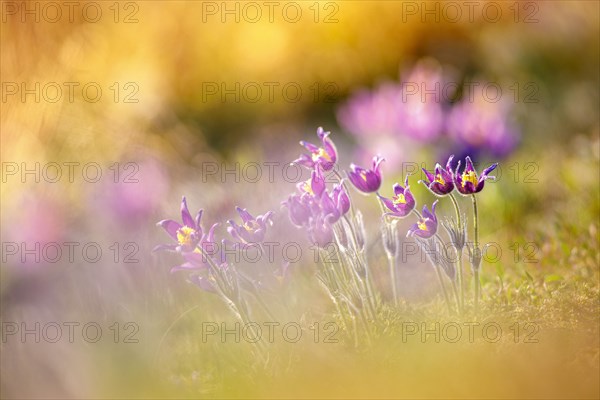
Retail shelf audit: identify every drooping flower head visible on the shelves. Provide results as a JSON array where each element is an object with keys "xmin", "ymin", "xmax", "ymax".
[
  {"xmin": 420, "ymin": 155, "xmax": 455, "ymax": 196},
  {"xmin": 282, "ymin": 194, "xmax": 312, "ymax": 228},
  {"xmin": 227, "ymin": 207, "xmax": 274, "ymax": 243},
  {"xmin": 297, "ymin": 164, "xmax": 326, "ymax": 198},
  {"xmin": 347, "ymin": 156, "xmax": 384, "ymax": 193},
  {"xmin": 454, "ymin": 156, "xmax": 498, "ymax": 195},
  {"xmin": 331, "ymin": 182, "xmax": 351, "ymax": 216},
  {"xmin": 293, "ymin": 127, "xmax": 338, "ymax": 171},
  {"xmin": 378, "ymin": 175, "xmax": 416, "ymax": 218},
  {"xmin": 407, "ymin": 200, "xmax": 438, "ymax": 239},
  {"xmin": 308, "ymin": 214, "xmax": 334, "ymax": 248}
]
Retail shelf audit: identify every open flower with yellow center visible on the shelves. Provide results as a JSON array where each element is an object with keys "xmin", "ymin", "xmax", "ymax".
[
  {"xmin": 454, "ymin": 156, "xmax": 498, "ymax": 195},
  {"xmin": 227, "ymin": 207, "xmax": 274, "ymax": 244},
  {"xmin": 348, "ymin": 155, "xmax": 384, "ymax": 194},
  {"xmin": 156, "ymin": 196, "xmax": 203, "ymax": 252},
  {"xmin": 293, "ymin": 127, "xmax": 338, "ymax": 171},
  {"xmin": 378, "ymin": 175, "xmax": 415, "ymax": 218},
  {"xmin": 407, "ymin": 200, "xmax": 438, "ymax": 239},
  {"xmin": 420, "ymin": 155, "xmax": 455, "ymax": 196},
  {"xmin": 155, "ymin": 197, "xmax": 220, "ymax": 273}
]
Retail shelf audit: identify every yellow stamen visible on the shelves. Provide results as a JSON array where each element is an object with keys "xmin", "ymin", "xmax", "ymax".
[
  {"xmin": 461, "ymin": 170, "xmax": 478, "ymax": 187},
  {"xmin": 418, "ymin": 219, "xmax": 429, "ymax": 231},
  {"xmin": 434, "ymin": 174, "xmax": 445, "ymax": 185},
  {"xmin": 312, "ymin": 147, "xmax": 332, "ymax": 163},
  {"xmin": 360, "ymin": 170, "xmax": 368, "ymax": 181},
  {"xmin": 303, "ymin": 180, "xmax": 314, "ymax": 195},
  {"xmin": 393, "ymin": 194, "xmax": 407, "ymax": 205},
  {"xmin": 177, "ymin": 226, "xmax": 196, "ymax": 246},
  {"xmin": 244, "ymin": 220, "xmax": 260, "ymax": 233}
]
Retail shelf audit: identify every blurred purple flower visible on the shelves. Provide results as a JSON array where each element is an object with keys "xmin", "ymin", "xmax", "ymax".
[
  {"xmin": 308, "ymin": 214, "xmax": 334, "ymax": 248},
  {"xmin": 227, "ymin": 207, "xmax": 274, "ymax": 244},
  {"xmin": 454, "ymin": 156, "xmax": 498, "ymax": 195},
  {"xmin": 420, "ymin": 155, "xmax": 455, "ymax": 196},
  {"xmin": 96, "ymin": 159, "xmax": 169, "ymax": 228},
  {"xmin": 447, "ymin": 96, "xmax": 519, "ymax": 158},
  {"xmin": 378, "ymin": 175, "xmax": 416, "ymax": 218},
  {"xmin": 348, "ymin": 156, "xmax": 384, "ymax": 194},
  {"xmin": 293, "ymin": 127, "xmax": 338, "ymax": 171},
  {"xmin": 407, "ymin": 200, "xmax": 439, "ymax": 239},
  {"xmin": 282, "ymin": 194, "xmax": 312, "ymax": 228},
  {"xmin": 337, "ymin": 59, "xmax": 447, "ymax": 144}
]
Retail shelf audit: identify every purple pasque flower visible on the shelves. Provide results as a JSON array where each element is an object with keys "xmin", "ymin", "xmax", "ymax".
[
  {"xmin": 420, "ymin": 155, "xmax": 455, "ymax": 196},
  {"xmin": 407, "ymin": 200, "xmax": 439, "ymax": 239},
  {"xmin": 447, "ymin": 95, "xmax": 519, "ymax": 158},
  {"xmin": 347, "ymin": 156, "xmax": 385, "ymax": 193},
  {"xmin": 308, "ymin": 214, "xmax": 334, "ymax": 248},
  {"xmin": 156, "ymin": 196, "xmax": 218, "ymax": 253},
  {"xmin": 297, "ymin": 164, "xmax": 326, "ymax": 198},
  {"xmin": 227, "ymin": 207, "xmax": 274, "ymax": 243},
  {"xmin": 293, "ymin": 127, "xmax": 338, "ymax": 171},
  {"xmin": 331, "ymin": 182, "xmax": 351, "ymax": 216},
  {"xmin": 454, "ymin": 156, "xmax": 498, "ymax": 195},
  {"xmin": 378, "ymin": 175, "xmax": 416, "ymax": 218},
  {"xmin": 282, "ymin": 193, "xmax": 312, "ymax": 228}
]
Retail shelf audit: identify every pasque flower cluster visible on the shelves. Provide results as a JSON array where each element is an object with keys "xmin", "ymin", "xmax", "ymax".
[{"xmin": 155, "ymin": 126, "xmax": 499, "ymax": 335}]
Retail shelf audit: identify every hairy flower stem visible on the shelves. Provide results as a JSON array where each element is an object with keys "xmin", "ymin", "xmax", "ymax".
[
  {"xmin": 411, "ymin": 209, "xmax": 453, "ymax": 313},
  {"xmin": 433, "ymin": 262, "xmax": 453, "ymax": 314},
  {"xmin": 472, "ymin": 194, "xmax": 480, "ymax": 311},
  {"xmin": 449, "ymin": 193, "xmax": 464, "ymax": 312},
  {"xmin": 377, "ymin": 197, "xmax": 398, "ymax": 306},
  {"xmin": 334, "ymin": 169, "xmax": 378, "ymax": 320},
  {"xmin": 340, "ymin": 214, "xmax": 377, "ymax": 321}
]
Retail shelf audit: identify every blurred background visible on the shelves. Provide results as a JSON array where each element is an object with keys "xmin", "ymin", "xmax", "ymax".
[{"xmin": 1, "ymin": 1, "xmax": 599, "ymax": 398}]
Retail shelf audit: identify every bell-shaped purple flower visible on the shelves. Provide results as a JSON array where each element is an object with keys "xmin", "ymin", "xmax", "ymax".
[
  {"xmin": 282, "ymin": 194, "xmax": 312, "ymax": 228},
  {"xmin": 378, "ymin": 175, "xmax": 416, "ymax": 218},
  {"xmin": 293, "ymin": 127, "xmax": 338, "ymax": 171},
  {"xmin": 420, "ymin": 155, "xmax": 455, "ymax": 196},
  {"xmin": 308, "ymin": 214, "xmax": 334, "ymax": 248},
  {"xmin": 227, "ymin": 207, "xmax": 274, "ymax": 243},
  {"xmin": 454, "ymin": 156, "xmax": 498, "ymax": 195},
  {"xmin": 407, "ymin": 201, "xmax": 438, "ymax": 239},
  {"xmin": 331, "ymin": 183, "xmax": 351, "ymax": 216},
  {"xmin": 347, "ymin": 156, "xmax": 384, "ymax": 193}
]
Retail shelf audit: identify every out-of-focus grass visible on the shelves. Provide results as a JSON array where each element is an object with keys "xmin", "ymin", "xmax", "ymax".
[{"xmin": 128, "ymin": 137, "xmax": 599, "ymax": 399}]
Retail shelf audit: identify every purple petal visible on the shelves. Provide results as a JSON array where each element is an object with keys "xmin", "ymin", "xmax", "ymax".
[
  {"xmin": 482, "ymin": 163, "xmax": 498, "ymax": 177},
  {"xmin": 236, "ymin": 207, "xmax": 254, "ymax": 223},
  {"xmin": 300, "ymin": 140, "xmax": 319, "ymax": 153},
  {"xmin": 422, "ymin": 168, "xmax": 435, "ymax": 183},
  {"xmin": 195, "ymin": 210, "xmax": 204, "ymax": 233},
  {"xmin": 465, "ymin": 156, "xmax": 475, "ymax": 173},
  {"xmin": 393, "ymin": 183, "xmax": 404, "ymax": 195},
  {"xmin": 158, "ymin": 219, "xmax": 182, "ymax": 240},
  {"xmin": 446, "ymin": 155, "xmax": 455, "ymax": 172},
  {"xmin": 152, "ymin": 244, "xmax": 178, "ymax": 252},
  {"xmin": 180, "ymin": 197, "xmax": 195, "ymax": 228}
]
